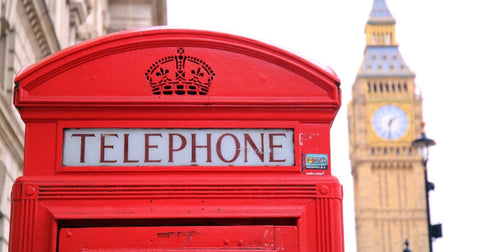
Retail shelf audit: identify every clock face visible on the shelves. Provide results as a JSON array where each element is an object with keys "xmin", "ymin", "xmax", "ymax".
[{"xmin": 372, "ymin": 105, "xmax": 409, "ymax": 140}]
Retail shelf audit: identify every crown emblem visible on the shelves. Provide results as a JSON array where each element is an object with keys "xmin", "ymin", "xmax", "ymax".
[{"xmin": 145, "ymin": 48, "xmax": 215, "ymax": 95}]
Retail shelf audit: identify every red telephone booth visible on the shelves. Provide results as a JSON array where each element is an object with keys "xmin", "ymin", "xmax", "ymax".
[{"xmin": 11, "ymin": 28, "xmax": 343, "ymax": 251}]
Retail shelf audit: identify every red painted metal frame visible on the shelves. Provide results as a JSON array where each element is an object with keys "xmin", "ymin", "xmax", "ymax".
[
  {"xmin": 11, "ymin": 28, "xmax": 343, "ymax": 251},
  {"xmin": 12, "ymin": 175, "xmax": 343, "ymax": 251}
]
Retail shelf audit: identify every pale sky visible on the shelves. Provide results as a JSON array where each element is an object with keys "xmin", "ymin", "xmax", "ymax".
[{"xmin": 167, "ymin": 0, "xmax": 480, "ymax": 251}]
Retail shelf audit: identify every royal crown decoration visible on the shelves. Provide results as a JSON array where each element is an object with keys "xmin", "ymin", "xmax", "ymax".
[{"xmin": 145, "ymin": 48, "xmax": 215, "ymax": 95}]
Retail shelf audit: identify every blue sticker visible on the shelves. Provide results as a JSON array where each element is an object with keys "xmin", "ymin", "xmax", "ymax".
[{"xmin": 305, "ymin": 154, "xmax": 328, "ymax": 170}]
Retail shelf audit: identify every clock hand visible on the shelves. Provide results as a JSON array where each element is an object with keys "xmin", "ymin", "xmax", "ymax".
[
  {"xmin": 388, "ymin": 117, "xmax": 396, "ymax": 127},
  {"xmin": 388, "ymin": 117, "xmax": 396, "ymax": 139}
]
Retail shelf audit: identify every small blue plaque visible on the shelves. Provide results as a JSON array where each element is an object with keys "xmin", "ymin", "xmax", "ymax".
[{"xmin": 305, "ymin": 154, "xmax": 328, "ymax": 170}]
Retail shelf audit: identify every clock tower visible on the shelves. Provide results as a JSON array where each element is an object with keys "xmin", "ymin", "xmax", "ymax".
[{"xmin": 348, "ymin": 0, "xmax": 429, "ymax": 251}]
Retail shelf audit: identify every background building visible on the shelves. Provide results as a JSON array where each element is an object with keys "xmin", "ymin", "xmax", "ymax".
[
  {"xmin": 348, "ymin": 0, "xmax": 429, "ymax": 251},
  {"xmin": 0, "ymin": 0, "xmax": 166, "ymax": 250}
]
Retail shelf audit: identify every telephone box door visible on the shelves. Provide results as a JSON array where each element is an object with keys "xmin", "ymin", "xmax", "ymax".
[{"xmin": 58, "ymin": 225, "xmax": 298, "ymax": 251}]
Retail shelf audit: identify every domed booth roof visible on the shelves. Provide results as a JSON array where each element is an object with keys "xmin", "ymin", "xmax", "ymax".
[{"xmin": 14, "ymin": 28, "xmax": 341, "ymax": 122}]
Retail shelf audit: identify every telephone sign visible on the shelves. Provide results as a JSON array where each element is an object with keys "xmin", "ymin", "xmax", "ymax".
[{"xmin": 63, "ymin": 128, "xmax": 294, "ymax": 166}]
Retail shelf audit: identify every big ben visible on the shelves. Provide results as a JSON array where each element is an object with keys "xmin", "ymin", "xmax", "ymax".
[{"xmin": 348, "ymin": 0, "xmax": 430, "ymax": 251}]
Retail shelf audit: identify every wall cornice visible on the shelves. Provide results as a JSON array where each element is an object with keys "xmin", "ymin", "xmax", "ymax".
[{"xmin": 22, "ymin": 0, "xmax": 60, "ymax": 58}]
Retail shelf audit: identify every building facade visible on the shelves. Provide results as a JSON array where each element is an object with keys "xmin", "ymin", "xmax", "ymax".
[
  {"xmin": 0, "ymin": 0, "xmax": 166, "ymax": 250},
  {"xmin": 348, "ymin": 0, "xmax": 429, "ymax": 251}
]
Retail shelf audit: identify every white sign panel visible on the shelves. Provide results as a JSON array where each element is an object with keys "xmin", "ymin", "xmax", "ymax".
[{"xmin": 63, "ymin": 128, "xmax": 294, "ymax": 166}]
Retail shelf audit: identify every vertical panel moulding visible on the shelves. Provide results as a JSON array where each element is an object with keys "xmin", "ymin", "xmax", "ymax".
[
  {"xmin": 317, "ymin": 198, "xmax": 332, "ymax": 251},
  {"xmin": 325, "ymin": 198, "xmax": 331, "ymax": 252},
  {"xmin": 401, "ymin": 219, "xmax": 408, "ymax": 250},
  {"xmin": 403, "ymin": 168, "xmax": 408, "ymax": 208},
  {"xmin": 397, "ymin": 171, "xmax": 402, "ymax": 208},
  {"xmin": 316, "ymin": 198, "xmax": 323, "ymax": 251},
  {"xmin": 315, "ymin": 198, "xmax": 320, "ymax": 250},
  {"xmin": 378, "ymin": 172, "xmax": 383, "ymax": 207},
  {"xmin": 19, "ymin": 199, "xmax": 26, "ymax": 252},
  {"xmin": 384, "ymin": 169, "xmax": 389, "ymax": 207},
  {"xmin": 388, "ymin": 220, "xmax": 393, "ymax": 252},
  {"xmin": 407, "ymin": 220, "xmax": 411, "ymax": 247},
  {"xmin": 380, "ymin": 219, "xmax": 386, "ymax": 252},
  {"xmin": 19, "ymin": 198, "xmax": 36, "ymax": 252}
]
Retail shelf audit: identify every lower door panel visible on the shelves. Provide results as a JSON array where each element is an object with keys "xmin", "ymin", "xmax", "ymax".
[{"xmin": 58, "ymin": 225, "xmax": 298, "ymax": 251}]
